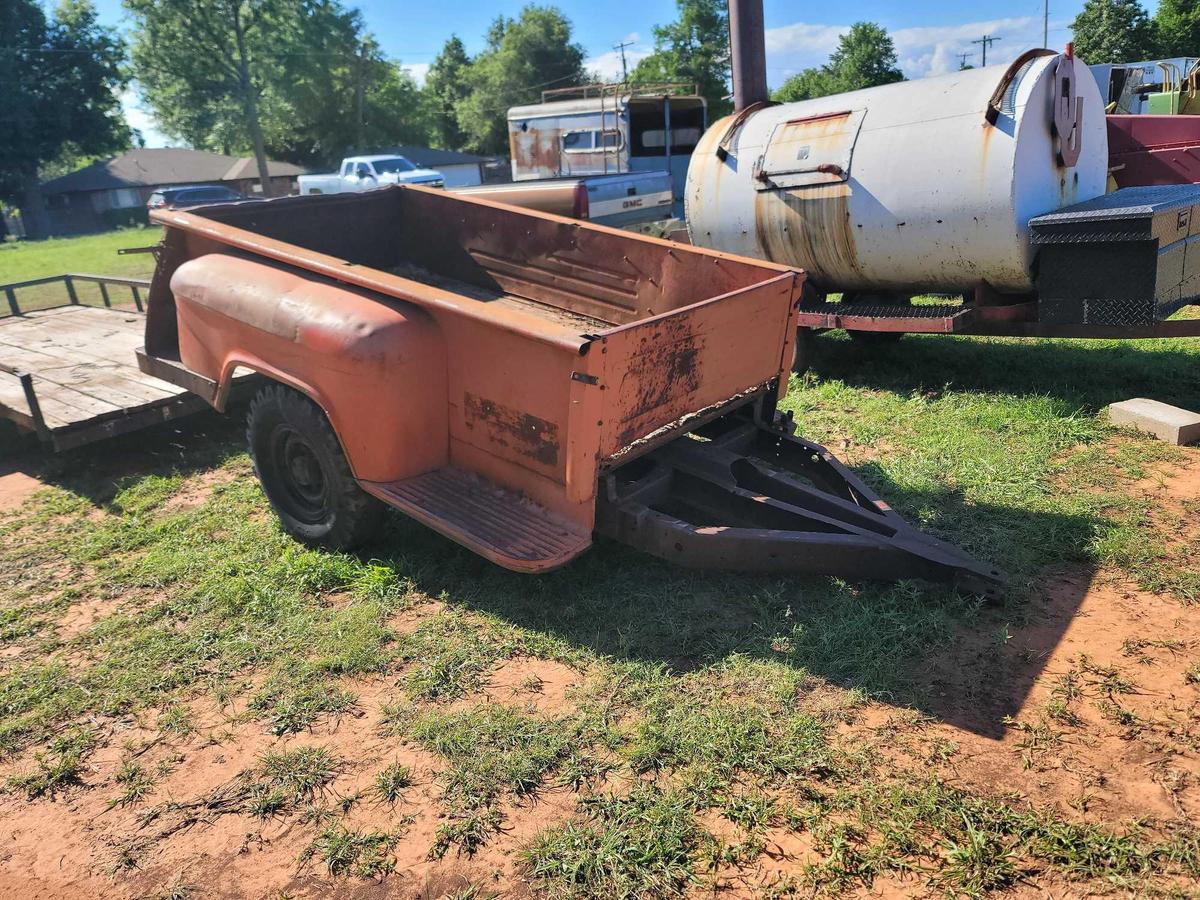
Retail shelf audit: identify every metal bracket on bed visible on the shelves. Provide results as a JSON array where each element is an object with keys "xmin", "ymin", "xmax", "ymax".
[{"xmin": 596, "ymin": 414, "xmax": 1005, "ymax": 596}]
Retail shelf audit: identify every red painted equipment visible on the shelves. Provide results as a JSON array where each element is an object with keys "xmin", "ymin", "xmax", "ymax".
[{"xmin": 1108, "ymin": 115, "xmax": 1200, "ymax": 187}]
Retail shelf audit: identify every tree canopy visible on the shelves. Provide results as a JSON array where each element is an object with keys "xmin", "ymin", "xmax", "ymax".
[
  {"xmin": 426, "ymin": 36, "xmax": 472, "ymax": 150},
  {"xmin": 453, "ymin": 6, "xmax": 586, "ymax": 155},
  {"xmin": 1154, "ymin": 0, "xmax": 1200, "ymax": 58},
  {"xmin": 126, "ymin": 0, "xmax": 431, "ymax": 181},
  {"xmin": 773, "ymin": 22, "xmax": 904, "ymax": 103},
  {"xmin": 631, "ymin": 0, "xmax": 731, "ymax": 118},
  {"xmin": 1071, "ymin": 0, "xmax": 1158, "ymax": 63},
  {"xmin": 1, "ymin": 0, "xmax": 129, "ymax": 235}
]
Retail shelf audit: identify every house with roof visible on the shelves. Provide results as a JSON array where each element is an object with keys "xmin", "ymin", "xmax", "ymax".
[
  {"xmin": 39, "ymin": 148, "xmax": 310, "ymax": 235},
  {"xmin": 377, "ymin": 146, "xmax": 491, "ymax": 187}
]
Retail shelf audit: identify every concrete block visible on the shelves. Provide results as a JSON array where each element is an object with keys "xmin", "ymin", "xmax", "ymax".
[{"xmin": 1106, "ymin": 398, "xmax": 1200, "ymax": 445}]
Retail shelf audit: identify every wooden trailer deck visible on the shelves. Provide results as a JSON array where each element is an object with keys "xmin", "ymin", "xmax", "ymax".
[{"xmin": 0, "ymin": 275, "xmax": 222, "ymax": 452}]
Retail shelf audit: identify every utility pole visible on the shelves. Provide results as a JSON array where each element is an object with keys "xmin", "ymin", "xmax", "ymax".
[
  {"xmin": 613, "ymin": 39, "xmax": 633, "ymax": 84},
  {"xmin": 957, "ymin": 51, "xmax": 973, "ymax": 70},
  {"xmin": 354, "ymin": 41, "xmax": 368, "ymax": 151},
  {"xmin": 972, "ymin": 34, "xmax": 1001, "ymax": 67},
  {"xmin": 1043, "ymin": 0, "xmax": 1049, "ymax": 47}
]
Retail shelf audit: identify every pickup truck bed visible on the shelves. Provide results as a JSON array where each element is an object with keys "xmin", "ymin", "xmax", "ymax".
[
  {"xmin": 139, "ymin": 186, "xmax": 1001, "ymax": 590},
  {"xmin": 453, "ymin": 170, "xmax": 674, "ymax": 227},
  {"xmin": 141, "ymin": 186, "xmax": 800, "ymax": 571}
]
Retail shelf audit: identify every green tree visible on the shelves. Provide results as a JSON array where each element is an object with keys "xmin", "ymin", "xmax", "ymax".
[
  {"xmin": 455, "ymin": 7, "xmax": 586, "ymax": 155},
  {"xmin": 631, "ymin": 0, "xmax": 731, "ymax": 118},
  {"xmin": 271, "ymin": 15, "xmax": 431, "ymax": 166},
  {"xmin": 1, "ymin": 0, "xmax": 129, "ymax": 238},
  {"xmin": 773, "ymin": 22, "xmax": 904, "ymax": 103},
  {"xmin": 425, "ymin": 36, "xmax": 472, "ymax": 150},
  {"xmin": 1154, "ymin": 0, "xmax": 1200, "ymax": 58},
  {"xmin": 128, "ymin": 0, "xmax": 429, "ymax": 186},
  {"xmin": 126, "ymin": 0, "xmax": 291, "ymax": 194},
  {"xmin": 771, "ymin": 67, "xmax": 838, "ymax": 103},
  {"xmin": 1071, "ymin": 0, "xmax": 1157, "ymax": 63}
]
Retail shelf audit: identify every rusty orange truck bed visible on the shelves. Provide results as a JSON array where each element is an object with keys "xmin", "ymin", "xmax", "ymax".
[{"xmin": 138, "ymin": 186, "xmax": 1000, "ymax": 591}]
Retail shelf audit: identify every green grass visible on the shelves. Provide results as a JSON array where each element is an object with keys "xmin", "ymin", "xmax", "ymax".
[
  {"xmin": 305, "ymin": 824, "xmax": 399, "ymax": 877},
  {"xmin": 373, "ymin": 761, "xmax": 413, "ymax": 805},
  {"xmin": 0, "ymin": 327, "xmax": 1199, "ymax": 893},
  {"xmin": 523, "ymin": 786, "xmax": 706, "ymax": 899},
  {"xmin": 0, "ymin": 227, "xmax": 162, "ymax": 283},
  {"xmin": 0, "ymin": 226, "xmax": 162, "ymax": 313}
]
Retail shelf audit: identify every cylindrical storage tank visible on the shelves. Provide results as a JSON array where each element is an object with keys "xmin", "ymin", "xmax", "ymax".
[{"xmin": 686, "ymin": 53, "xmax": 1109, "ymax": 294}]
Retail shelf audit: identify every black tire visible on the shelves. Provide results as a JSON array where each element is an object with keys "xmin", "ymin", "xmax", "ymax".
[{"xmin": 246, "ymin": 384, "xmax": 385, "ymax": 550}]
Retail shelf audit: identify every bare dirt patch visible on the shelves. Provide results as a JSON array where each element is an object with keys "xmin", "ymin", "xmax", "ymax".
[
  {"xmin": 482, "ymin": 657, "xmax": 581, "ymax": 715},
  {"xmin": 0, "ymin": 670, "xmax": 583, "ymax": 899},
  {"xmin": 861, "ymin": 569, "xmax": 1200, "ymax": 829},
  {"xmin": 0, "ymin": 467, "xmax": 43, "ymax": 513},
  {"xmin": 157, "ymin": 468, "xmax": 237, "ymax": 516}
]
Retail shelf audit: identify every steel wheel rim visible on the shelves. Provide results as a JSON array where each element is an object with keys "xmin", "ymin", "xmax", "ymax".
[{"xmin": 269, "ymin": 425, "xmax": 328, "ymax": 523}]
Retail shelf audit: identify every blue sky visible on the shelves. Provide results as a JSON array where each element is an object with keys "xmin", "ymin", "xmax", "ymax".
[{"xmin": 88, "ymin": 0, "xmax": 1160, "ymax": 146}]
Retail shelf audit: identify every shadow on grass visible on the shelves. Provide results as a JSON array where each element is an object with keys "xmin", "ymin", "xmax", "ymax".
[
  {"xmin": 4, "ymin": 398, "xmax": 1100, "ymax": 739},
  {"xmin": 371, "ymin": 478, "xmax": 1099, "ymax": 739},
  {"xmin": 0, "ymin": 401, "xmax": 247, "ymax": 507},
  {"xmin": 810, "ymin": 331, "xmax": 1200, "ymax": 414}
]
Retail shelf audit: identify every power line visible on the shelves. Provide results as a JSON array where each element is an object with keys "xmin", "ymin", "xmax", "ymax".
[{"xmin": 972, "ymin": 34, "xmax": 1001, "ymax": 67}]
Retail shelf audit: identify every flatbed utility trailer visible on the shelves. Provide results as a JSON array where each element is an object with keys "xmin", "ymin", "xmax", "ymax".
[
  {"xmin": 139, "ymin": 186, "xmax": 1002, "ymax": 592},
  {"xmin": 0, "ymin": 274, "xmax": 226, "ymax": 452}
]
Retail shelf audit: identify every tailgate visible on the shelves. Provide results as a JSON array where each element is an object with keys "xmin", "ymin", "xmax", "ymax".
[
  {"xmin": 589, "ymin": 272, "xmax": 799, "ymax": 459},
  {"xmin": 585, "ymin": 171, "xmax": 674, "ymax": 225}
]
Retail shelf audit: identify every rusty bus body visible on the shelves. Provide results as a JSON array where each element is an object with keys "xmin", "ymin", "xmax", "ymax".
[
  {"xmin": 508, "ymin": 83, "xmax": 706, "ymax": 218},
  {"xmin": 139, "ymin": 186, "xmax": 1000, "ymax": 591}
]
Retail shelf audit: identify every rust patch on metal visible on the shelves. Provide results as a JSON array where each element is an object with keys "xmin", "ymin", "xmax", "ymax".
[
  {"xmin": 511, "ymin": 125, "xmax": 563, "ymax": 178},
  {"xmin": 754, "ymin": 183, "xmax": 861, "ymax": 286},
  {"xmin": 615, "ymin": 315, "xmax": 703, "ymax": 444},
  {"xmin": 464, "ymin": 392, "xmax": 560, "ymax": 467}
]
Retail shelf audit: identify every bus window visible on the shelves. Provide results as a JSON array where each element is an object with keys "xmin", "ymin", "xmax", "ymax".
[{"xmin": 562, "ymin": 131, "xmax": 594, "ymax": 152}]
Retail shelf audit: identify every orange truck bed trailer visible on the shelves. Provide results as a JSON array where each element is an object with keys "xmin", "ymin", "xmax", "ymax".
[{"xmin": 138, "ymin": 185, "xmax": 1001, "ymax": 593}]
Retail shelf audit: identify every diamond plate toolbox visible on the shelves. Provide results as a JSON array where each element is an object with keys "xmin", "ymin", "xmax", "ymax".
[{"xmin": 1030, "ymin": 184, "xmax": 1200, "ymax": 326}]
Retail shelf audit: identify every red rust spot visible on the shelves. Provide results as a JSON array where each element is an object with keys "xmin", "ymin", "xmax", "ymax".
[
  {"xmin": 464, "ymin": 392, "xmax": 560, "ymax": 467},
  {"xmin": 615, "ymin": 316, "xmax": 703, "ymax": 445}
]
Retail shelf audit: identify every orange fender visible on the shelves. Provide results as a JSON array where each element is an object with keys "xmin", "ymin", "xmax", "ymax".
[{"xmin": 171, "ymin": 254, "xmax": 448, "ymax": 483}]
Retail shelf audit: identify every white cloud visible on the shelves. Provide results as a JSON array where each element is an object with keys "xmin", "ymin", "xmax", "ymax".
[
  {"xmin": 585, "ymin": 34, "xmax": 652, "ymax": 82},
  {"xmin": 402, "ymin": 62, "xmax": 430, "ymax": 86},
  {"xmin": 764, "ymin": 15, "xmax": 1076, "ymax": 87}
]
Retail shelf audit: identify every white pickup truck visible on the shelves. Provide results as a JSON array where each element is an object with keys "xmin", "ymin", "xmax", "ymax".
[{"xmin": 297, "ymin": 155, "xmax": 445, "ymax": 195}]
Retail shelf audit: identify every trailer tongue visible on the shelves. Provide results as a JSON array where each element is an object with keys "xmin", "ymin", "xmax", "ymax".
[
  {"xmin": 139, "ymin": 185, "xmax": 1001, "ymax": 593},
  {"xmin": 598, "ymin": 415, "xmax": 1002, "ymax": 595}
]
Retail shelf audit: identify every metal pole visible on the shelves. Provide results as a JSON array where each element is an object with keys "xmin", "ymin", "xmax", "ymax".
[
  {"xmin": 614, "ymin": 39, "xmax": 633, "ymax": 84},
  {"xmin": 729, "ymin": 0, "xmax": 768, "ymax": 111},
  {"xmin": 1043, "ymin": 0, "xmax": 1049, "ymax": 47}
]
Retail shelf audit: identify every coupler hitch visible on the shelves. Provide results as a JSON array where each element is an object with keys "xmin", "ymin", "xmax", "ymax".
[{"xmin": 596, "ymin": 414, "xmax": 1005, "ymax": 597}]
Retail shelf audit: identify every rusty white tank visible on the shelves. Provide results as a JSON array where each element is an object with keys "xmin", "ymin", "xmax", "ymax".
[{"xmin": 685, "ymin": 52, "xmax": 1109, "ymax": 294}]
